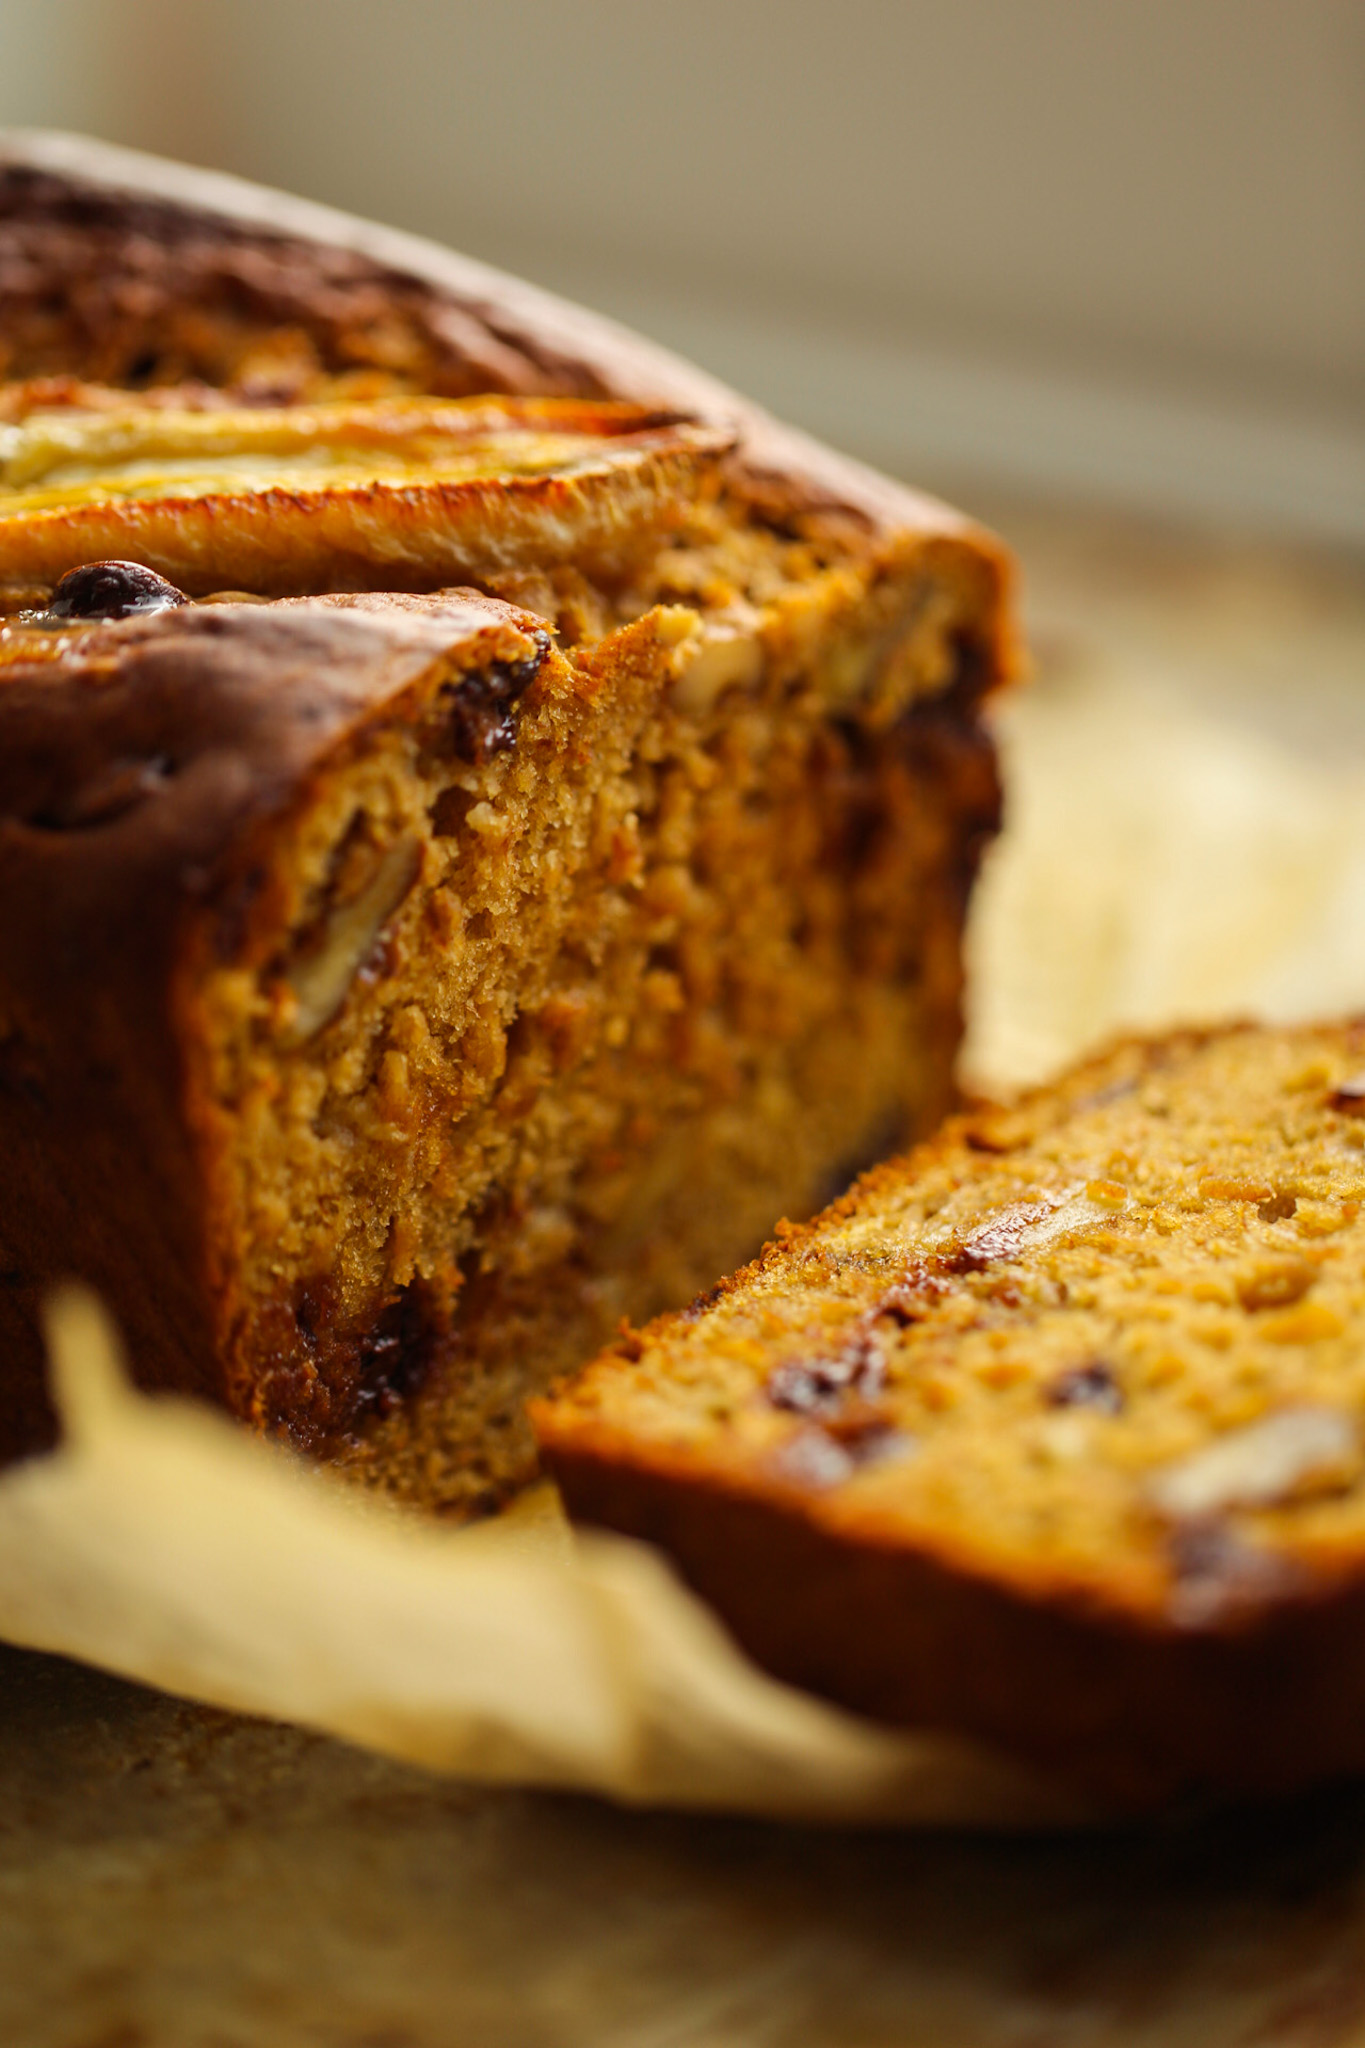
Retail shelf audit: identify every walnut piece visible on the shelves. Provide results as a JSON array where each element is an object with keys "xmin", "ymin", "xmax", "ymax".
[
  {"xmin": 282, "ymin": 835, "xmax": 421, "ymax": 1046},
  {"xmin": 1149, "ymin": 1405, "xmax": 1359, "ymax": 1520}
]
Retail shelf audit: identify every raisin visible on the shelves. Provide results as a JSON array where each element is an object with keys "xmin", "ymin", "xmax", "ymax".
[
  {"xmin": 48, "ymin": 560, "xmax": 187, "ymax": 619},
  {"xmin": 767, "ymin": 1331, "xmax": 884, "ymax": 1415},
  {"xmin": 445, "ymin": 632, "xmax": 551, "ymax": 765},
  {"xmin": 1046, "ymin": 1360, "xmax": 1124, "ymax": 1413}
]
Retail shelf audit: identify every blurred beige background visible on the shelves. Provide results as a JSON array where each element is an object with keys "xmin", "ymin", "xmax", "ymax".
[{"xmin": 1, "ymin": 0, "xmax": 1361, "ymax": 539}]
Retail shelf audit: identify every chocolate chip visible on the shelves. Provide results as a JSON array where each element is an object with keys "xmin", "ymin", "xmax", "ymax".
[
  {"xmin": 445, "ymin": 632, "xmax": 551, "ymax": 765},
  {"xmin": 353, "ymin": 1286, "xmax": 435, "ymax": 1421},
  {"xmin": 47, "ymin": 560, "xmax": 188, "ymax": 619},
  {"xmin": 1258, "ymin": 1190, "xmax": 1298, "ymax": 1223},
  {"xmin": 295, "ymin": 1279, "xmax": 437, "ymax": 1429},
  {"xmin": 1328, "ymin": 1076, "xmax": 1365, "ymax": 1115},
  {"xmin": 1046, "ymin": 1360, "xmax": 1124, "ymax": 1413},
  {"xmin": 767, "ymin": 1331, "xmax": 884, "ymax": 1416}
]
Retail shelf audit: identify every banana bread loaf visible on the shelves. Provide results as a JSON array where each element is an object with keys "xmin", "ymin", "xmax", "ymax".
[
  {"xmin": 538, "ymin": 1022, "xmax": 1365, "ymax": 1802},
  {"xmin": 0, "ymin": 135, "xmax": 1015, "ymax": 1511}
]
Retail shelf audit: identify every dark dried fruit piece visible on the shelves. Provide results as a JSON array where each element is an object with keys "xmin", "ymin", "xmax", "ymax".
[
  {"xmin": 448, "ymin": 630, "xmax": 556, "ymax": 761},
  {"xmin": 352, "ymin": 1285, "xmax": 437, "ymax": 1422},
  {"xmin": 767, "ymin": 1330, "xmax": 884, "ymax": 1416},
  {"xmin": 445, "ymin": 632, "xmax": 551, "ymax": 765},
  {"xmin": 48, "ymin": 559, "xmax": 188, "ymax": 620},
  {"xmin": 1046, "ymin": 1359, "xmax": 1124, "ymax": 1413}
]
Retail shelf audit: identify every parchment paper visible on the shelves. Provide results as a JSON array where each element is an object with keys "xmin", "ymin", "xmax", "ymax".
[{"xmin": 3, "ymin": 646, "xmax": 1364, "ymax": 1826}]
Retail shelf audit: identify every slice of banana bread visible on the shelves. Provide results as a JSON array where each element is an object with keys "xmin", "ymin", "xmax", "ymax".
[{"xmin": 537, "ymin": 1022, "xmax": 1365, "ymax": 1803}]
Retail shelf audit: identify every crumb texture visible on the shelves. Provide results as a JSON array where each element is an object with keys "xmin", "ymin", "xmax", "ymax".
[{"xmin": 538, "ymin": 1023, "xmax": 1365, "ymax": 1799}]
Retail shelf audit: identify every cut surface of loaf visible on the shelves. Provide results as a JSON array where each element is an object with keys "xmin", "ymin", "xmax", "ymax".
[
  {"xmin": 0, "ymin": 135, "xmax": 1013, "ymax": 1512},
  {"xmin": 537, "ymin": 1022, "xmax": 1365, "ymax": 1803}
]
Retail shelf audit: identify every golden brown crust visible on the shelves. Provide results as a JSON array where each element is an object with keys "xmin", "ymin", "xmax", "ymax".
[
  {"xmin": 537, "ymin": 1021, "xmax": 1365, "ymax": 1804},
  {"xmin": 544, "ymin": 1432, "xmax": 1365, "ymax": 1811}
]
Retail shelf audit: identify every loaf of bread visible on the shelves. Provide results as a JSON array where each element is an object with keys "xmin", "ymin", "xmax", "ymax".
[
  {"xmin": 537, "ymin": 1022, "xmax": 1365, "ymax": 1803},
  {"xmin": 0, "ymin": 135, "xmax": 1014, "ymax": 1512}
]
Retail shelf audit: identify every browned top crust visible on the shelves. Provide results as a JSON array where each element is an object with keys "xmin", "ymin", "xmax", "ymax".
[
  {"xmin": 0, "ymin": 591, "xmax": 548, "ymax": 1091},
  {"xmin": 0, "ymin": 133, "xmax": 1021, "ymax": 1062},
  {"xmin": 0, "ymin": 591, "xmax": 546, "ymax": 848},
  {"xmin": 0, "ymin": 130, "xmax": 1016, "ymax": 614},
  {"xmin": 0, "ymin": 144, "xmax": 1018, "ymax": 1089},
  {"xmin": 0, "ymin": 132, "xmax": 1019, "ymax": 1484}
]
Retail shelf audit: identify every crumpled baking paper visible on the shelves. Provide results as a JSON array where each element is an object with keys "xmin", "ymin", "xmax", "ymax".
[
  {"xmin": 3, "ymin": 650, "xmax": 1364, "ymax": 1826},
  {"xmin": 0, "ymin": 1289, "xmax": 1078, "ymax": 1825},
  {"xmin": 964, "ymin": 652, "xmax": 1365, "ymax": 1091}
]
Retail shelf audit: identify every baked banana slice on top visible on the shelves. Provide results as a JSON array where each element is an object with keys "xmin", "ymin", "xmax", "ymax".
[{"xmin": 0, "ymin": 391, "xmax": 730, "ymax": 593}]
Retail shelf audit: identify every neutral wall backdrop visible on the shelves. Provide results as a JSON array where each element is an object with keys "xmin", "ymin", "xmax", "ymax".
[{"xmin": 1, "ymin": 0, "xmax": 1362, "ymax": 535}]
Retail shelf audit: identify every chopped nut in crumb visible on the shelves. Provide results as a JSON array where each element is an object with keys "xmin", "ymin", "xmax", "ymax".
[{"xmin": 1149, "ymin": 1405, "xmax": 1360, "ymax": 1519}]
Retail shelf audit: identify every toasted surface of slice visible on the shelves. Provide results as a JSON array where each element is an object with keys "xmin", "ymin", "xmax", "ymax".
[{"xmin": 537, "ymin": 1022, "xmax": 1365, "ymax": 1804}]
